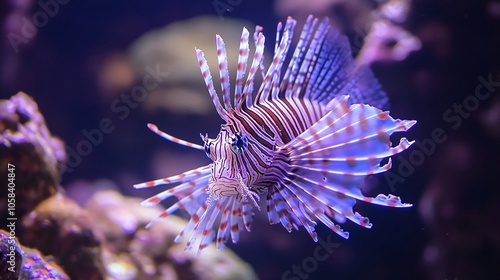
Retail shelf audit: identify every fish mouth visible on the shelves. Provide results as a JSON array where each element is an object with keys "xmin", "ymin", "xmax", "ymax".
[
  {"xmin": 207, "ymin": 176, "xmax": 261, "ymax": 209},
  {"xmin": 208, "ymin": 177, "xmax": 240, "ymax": 197}
]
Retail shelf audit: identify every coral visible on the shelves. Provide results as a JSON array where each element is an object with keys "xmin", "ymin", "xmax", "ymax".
[
  {"xmin": 0, "ymin": 92, "xmax": 66, "ymax": 223},
  {"xmin": 274, "ymin": 0, "xmax": 421, "ymax": 65},
  {"xmin": 0, "ymin": 230, "xmax": 22, "ymax": 280},
  {"xmin": 0, "ymin": 91, "xmax": 257, "ymax": 279},
  {"xmin": 356, "ymin": 19, "xmax": 421, "ymax": 65},
  {"xmin": 0, "ymin": 92, "xmax": 106, "ymax": 279},
  {"xmin": 0, "ymin": 229, "xmax": 69, "ymax": 280},
  {"xmin": 354, "ymin": 0, "xmax": 421, "ymax": 65},
  {"xmin": 21, "ymin": 193, "xmax": 107, "ymax": 280}
]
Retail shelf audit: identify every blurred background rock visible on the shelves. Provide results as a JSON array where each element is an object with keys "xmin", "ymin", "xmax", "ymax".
[
  {"xmin": 1, "ymin": 0, "xmax": 500, "ymax": 279},
  {"xmin": 0, "ymin": 229, "xmax": 70, "ymax": 280}
]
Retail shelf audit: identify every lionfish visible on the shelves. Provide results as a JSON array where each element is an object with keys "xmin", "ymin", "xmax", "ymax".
[{"xmin": 134, "ymin": 15, "xmax": 416, "ymax": 254}]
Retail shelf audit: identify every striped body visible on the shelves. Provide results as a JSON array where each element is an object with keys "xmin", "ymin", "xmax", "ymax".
[{"xmin": 135, "ymin": 15, "xmax": 416, "ymax": 254}]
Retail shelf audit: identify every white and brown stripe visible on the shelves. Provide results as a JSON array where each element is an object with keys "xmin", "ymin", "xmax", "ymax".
[{"xmin": 135, "ymin": 15, "xmax": 416, "ymax": 254}]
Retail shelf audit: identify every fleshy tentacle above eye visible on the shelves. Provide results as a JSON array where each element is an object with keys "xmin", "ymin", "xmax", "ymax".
[{"xmin": 144, "ymin": 123, "xmax": 204, "ymax": 150}]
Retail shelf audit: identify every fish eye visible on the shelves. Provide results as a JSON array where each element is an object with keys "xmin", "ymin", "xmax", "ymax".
[{"xmin": 230, "ymin": 132, "xmax": 248, "ymax": 154}]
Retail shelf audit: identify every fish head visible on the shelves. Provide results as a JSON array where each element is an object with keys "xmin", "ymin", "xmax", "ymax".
[{"xmin": 201, "ymin": 125, "xmax": 250, "ymax": 198}]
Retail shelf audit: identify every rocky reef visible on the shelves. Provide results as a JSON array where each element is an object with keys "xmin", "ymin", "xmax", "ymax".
[
  {"xmin": 0, "ymin": 229, "xmax": 69, "ymax": 280},
  {"xmin": 0, "ymin": 92, "xmax": 257, "ymax": 280}
]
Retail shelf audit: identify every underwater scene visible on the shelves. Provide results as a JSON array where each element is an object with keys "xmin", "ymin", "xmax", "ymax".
[{"xmin": 1, "ymin": 0, "xmax": 499, "ymax": 279}]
